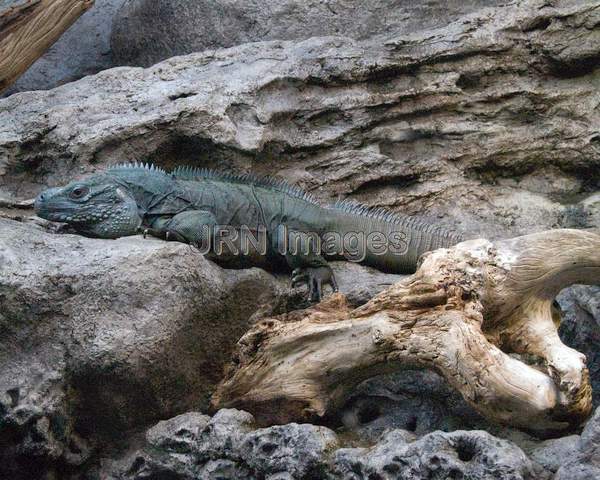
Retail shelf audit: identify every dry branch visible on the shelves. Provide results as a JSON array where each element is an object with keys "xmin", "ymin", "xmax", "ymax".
[
  {"xmin": 0, "ymin": 0, "xmax": 93, "ymax": 93},
  {"xmin": 212, "ymin": 229, "xmax": 600, "ymax": 436}
]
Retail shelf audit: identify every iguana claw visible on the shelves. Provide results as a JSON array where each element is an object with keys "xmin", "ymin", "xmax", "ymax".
[
  {"xmin": 291, "ymin": 266, "xmax": 338, "ymax": 302},
  {"xmin": 136, "ymin": 226, "xmax": 149, "ymax": 238}
]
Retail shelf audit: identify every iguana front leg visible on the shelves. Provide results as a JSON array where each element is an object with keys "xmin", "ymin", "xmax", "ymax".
[
  {"xmin": 291, "ymin": 265, "xmax": 338, "ymax": 302},
  {"xmin": 277, "ymin": 228, "xmax": 339, "ymax": 302},
  {"xmin": 146, "ymin": 210, "xmax": 217, "ymax": 247}
]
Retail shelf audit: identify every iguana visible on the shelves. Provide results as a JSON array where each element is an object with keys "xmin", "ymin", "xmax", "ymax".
[{"xmin": 34, "ymin": 163, "xmax": 463, "ymax": 300}]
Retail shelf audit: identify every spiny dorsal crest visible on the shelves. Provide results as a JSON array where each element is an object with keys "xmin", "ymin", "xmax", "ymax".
[
  {"xmin": 332, "ymin": 198, "xmax": 463, "ymax": 241},
  {"xmin": 108, "ymin": 162, "xmax": 169, "ymax": 176},
  {"xmin": 171, "ymin": 165, "xmax": 319, "ymax": 204},
  {"xmin": 108, "ymin": 162, "xmax": 462, "ymax": 240}
]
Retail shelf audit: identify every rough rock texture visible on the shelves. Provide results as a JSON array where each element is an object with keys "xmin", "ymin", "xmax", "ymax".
[
  {"xmin": 3, "ymin": 0, "xmax": 126, "ymax": 96},
  {"xmin": 112, "ymin": 409, "xmax": 339, "ymax": 479},
  {"xmin": 319, "ymin": 261, "xmax": 406, "ymax": 308},
  {"xmin": 340, "ymin": 370, "xmax": 489, "ymax": 442},
  {"xmin": 1, "ymin": 0, "xmax": 599, "ymax": 241},
  {"xmin": 554, "ymin": 406, "xmax": 600, "ymax": 479},
  {"xmin": 3, "ymin": 0, "xmax": 497, "ymax": 95},
  {"xmin": 109, "ymin": 408, "xmax": 544, "ymax": 480},
  {"xmin": 331, "ymin": 429, "xmax": 543, "ymax": 480},
  {"xmin": 559, "ymin": 285, "xmax": 600, "ymax": 407},
  {"xmin": 0, "ymin": 218, "xmax": 285, "ymax": 478},
  {"xmin": 111, "ymin": 0, "xmax": 506, "ymax": 68},
  {"xmin": 526, "ymin": 435, "xmax": 581, "ymax": 474}
]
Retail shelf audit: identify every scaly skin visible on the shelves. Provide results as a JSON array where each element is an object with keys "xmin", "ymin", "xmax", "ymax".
[{"xmin": 35, "ymin": 163, "xmax": 463, "ymax": 300}]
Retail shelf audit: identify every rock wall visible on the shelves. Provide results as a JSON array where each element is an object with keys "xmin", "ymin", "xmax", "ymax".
[
  {"xmin": 111, "ymin": 0, "xmax": 507, "ymax": 67},
  {"xmin": 1, "ymin": 0, "xmax": 598, "ymax": 239},
  {"xmin": 4, "ymin": 0, "xmax": 504, "ymax": 95},
  {"xmin": 0, "ymin": 218, "xmax": 284, "ymax": 477}
]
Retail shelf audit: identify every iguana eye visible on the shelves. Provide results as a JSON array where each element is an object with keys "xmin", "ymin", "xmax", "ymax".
[{"xmin": 70, "ymin": 186, "xmax": 89, "ymax": 199}]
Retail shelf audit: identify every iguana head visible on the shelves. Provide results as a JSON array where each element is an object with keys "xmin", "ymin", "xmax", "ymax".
[{"xmin": 35, "ymin": 174, "xmax": 142, "ymax": 238}]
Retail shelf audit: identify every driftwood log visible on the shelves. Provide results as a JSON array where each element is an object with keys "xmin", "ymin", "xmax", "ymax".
[
  {"xmin": 0, "ymin": 0, "xmax": 93, "ymax": 93},
  {"xmin": 213, "ymin": 229, "xmax": 600, "ymax": 436}
]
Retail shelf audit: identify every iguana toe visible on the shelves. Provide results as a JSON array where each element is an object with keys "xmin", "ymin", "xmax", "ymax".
[
  {"xmin": 136, "ymin": 226, "xmax": 150, "ymax": 239},
  {"xmin": 291, "ymin": 266, "xmax": 337, "ymax": 303}
]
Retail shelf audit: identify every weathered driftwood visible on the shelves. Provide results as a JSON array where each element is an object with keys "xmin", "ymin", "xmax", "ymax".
[
  {"xmin": 0, "ymin": 0, "xmax": 93, "ymax": 93},
  {"xmin": 212, "ymin": 229, "xmax": 600, "ymax": 435}
]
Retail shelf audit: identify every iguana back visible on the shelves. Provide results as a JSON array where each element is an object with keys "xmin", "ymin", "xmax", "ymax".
[{"xmin": 170, "ymin": 165, "xmax": 463, "ymax": 273}]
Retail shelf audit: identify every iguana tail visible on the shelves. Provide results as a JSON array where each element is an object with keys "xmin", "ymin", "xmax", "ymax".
[{"xmin": 326, "ymin": 200, "xmax": 463, "ymax": 273}]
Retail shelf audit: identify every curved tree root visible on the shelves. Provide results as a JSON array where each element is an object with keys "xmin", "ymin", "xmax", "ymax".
[
  {"xmin": 212, "ymin": 229, "xmax": 600, "ymax": 436},
  {"xmin": 0, "ymin": 0, "xmax": 93, "ymax": 93}
]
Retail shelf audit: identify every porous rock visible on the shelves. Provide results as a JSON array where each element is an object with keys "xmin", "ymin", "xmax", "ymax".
[
  {"xmin": 112, "ymin": 410, "xmax": 545, "ymax": 480},
  {"xmin": 117, "ymin": 408, "xmax": 338, "ymax": 480},
  {"xmin": 0, "ymin": 218, "xmax": 283, "ymax": 478},
  {"xmin": 331, "ymin": 429, "xmax": 543, "ymax": 480}
]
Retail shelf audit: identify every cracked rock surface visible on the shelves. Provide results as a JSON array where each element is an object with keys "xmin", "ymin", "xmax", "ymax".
[
  {"xmin": 0, "ymin": 218, "xmax": 284, "ymax": 478},
  {"xmin": 2, "ymin": 0, "xmax": 599, "ymax": 240},
  {"xmin": 106, "ymin": 408, "xmax": 545, "ymax": 480},
  {"xmin": 111, "ymin": 0, "xmax": 506, "ymax": 68}
]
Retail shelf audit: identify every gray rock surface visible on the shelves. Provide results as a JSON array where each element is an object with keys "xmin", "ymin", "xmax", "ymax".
[
  {"xmin": 558, "ymin": 285, "xmax": 600, "ymax": 407},
  {"xmin": 1, "ymin": 0, "xmax": 598, "ymax": 241},
  {"xmin": 111, "ymin": 0, "xmax": 505, "ymax": 68},
  {"xmin": 115, "ymin": 408, "xmax": 338, "ymax": 479},
  {"xmin": 340, "ymin": 370, "xmax": 488, "ymax": 442},
  {"xmin": 0, "ymin": 217, "xmax": 284, "ymax": 478},
  {"xmin": 146, "ymin": 411, "xmax": 210, "ymax": 453},
  {"xmin": 554, "ymin": 406, "xmax": 600, "ymax": 479},
  {"xmin": 3, "ymin": 0, "xmax": 126, "ymax": 96},
  {"xmin": 332, "ymin": 429, "xmax": 543, "ymax": 480},
  {"xmin": 110, "ymin": 409, "xmax": 545, "ymax": 480},
  {"xmin": 527, "ymin": 435, "xmax": 580, "ymax": 474}
]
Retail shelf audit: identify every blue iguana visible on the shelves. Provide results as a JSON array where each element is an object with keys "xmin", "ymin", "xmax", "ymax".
[{"xmin": 34, "ymin": 163, "xmax": 463, "ymax": 300}]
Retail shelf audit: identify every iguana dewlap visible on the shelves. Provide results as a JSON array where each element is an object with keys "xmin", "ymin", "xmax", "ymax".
[{"xmin": 35, "ymin": 163, "xmax": 462, "ymax": 300}]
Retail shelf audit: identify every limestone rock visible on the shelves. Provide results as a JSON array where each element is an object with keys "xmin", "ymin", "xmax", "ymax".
[
  {"xmin": 117, "ymin": 408, "xmax": 338, "ymax": 479},
  {"xmin": 558, "ymin": 285, "xmax": 600, "ymax": 406},
  {"xmin": 111, "ymin": 0, "xmax": 505, "ymax": 68},
  {"xmin": 1, "ymin": 1, "xmax": 599, "ymax": 240},
  {"xmin": 554, "ymin": 406, "xmax": 600, "ymax": 479},
  {"xmin": 340, "ymin": 370, "xmax": 487, "ymax": 442},
  {"xmin": 331, "ymin": 430, "xmax": 543, "ymax": 480},
  {"xmin": 146, "ymin": 412, "xmax": 210, "ymax": 453},
  {"xmin": 527, "ymin": 435, "xmax": 580, "ymax": 474},
  {"xmin": 112, "ymin": 410, "xmax": 545, "ymax": 480},
  {"xmin": 0, "ymin": 218, "xmax": 283, "ymax": 478}
]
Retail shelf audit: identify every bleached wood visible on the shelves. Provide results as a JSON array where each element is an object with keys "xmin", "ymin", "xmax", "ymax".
[
  {"xmin": 0, "ymin": 0, "xmax": 93, "ymax": 93},
  {"xmin": 212, "ymin": 229, "xmax": 600, "ymax": 435}
]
